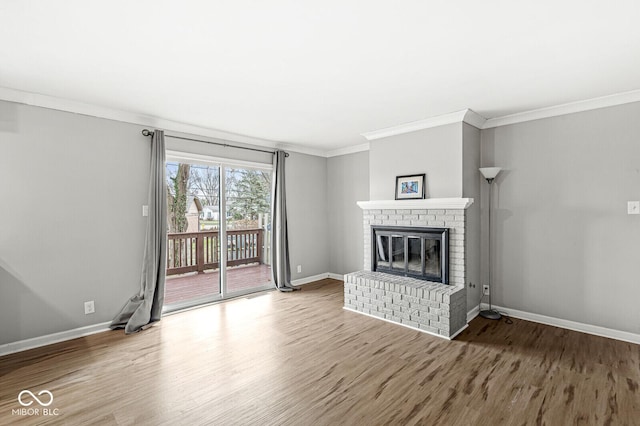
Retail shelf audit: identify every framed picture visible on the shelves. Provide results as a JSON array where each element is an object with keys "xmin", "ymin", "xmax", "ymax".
[{"xmin": 395, "ymin": 174, "xmax": 426, "ymax": 200}]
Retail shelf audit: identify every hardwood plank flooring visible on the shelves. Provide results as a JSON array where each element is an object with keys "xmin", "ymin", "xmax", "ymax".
[{"xmin": 1, "ymin": 279, "xmax": 639, "ymax": 425}]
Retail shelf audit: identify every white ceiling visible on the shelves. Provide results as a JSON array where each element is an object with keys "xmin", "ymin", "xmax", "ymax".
[{"xmin": 1, "ymin": 1, "xmax": 640, "ymax": 153}]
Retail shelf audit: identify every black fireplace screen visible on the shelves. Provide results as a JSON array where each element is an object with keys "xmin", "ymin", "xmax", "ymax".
[{"xmin": 372, "ymin": 226, "xmax": 449, "ymax": 284}]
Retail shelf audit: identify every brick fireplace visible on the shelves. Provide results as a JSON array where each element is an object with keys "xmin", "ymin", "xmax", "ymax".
[{"xmin": 344, "ymin": 198, "xmax": 473, "ymax": 339}]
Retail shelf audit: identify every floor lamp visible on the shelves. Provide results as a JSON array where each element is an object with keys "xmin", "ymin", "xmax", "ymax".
[{"xmin": 479, "ymin": 167, "xmax": 502, "ymax": 320}]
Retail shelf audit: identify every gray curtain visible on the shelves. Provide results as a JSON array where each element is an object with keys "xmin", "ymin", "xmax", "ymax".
[
  {"xmin": 111, "ymin": 130, "xmax": 167, "ymax": 333},
  {"xmin": 271, "ymin": 150, "xmax": 296, "ymax": 291}
]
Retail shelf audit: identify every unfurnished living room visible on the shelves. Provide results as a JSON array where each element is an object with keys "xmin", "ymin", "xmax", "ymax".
[{"xmin": 1, "ymin": 1, "xmax": 640, "ymax": 425}]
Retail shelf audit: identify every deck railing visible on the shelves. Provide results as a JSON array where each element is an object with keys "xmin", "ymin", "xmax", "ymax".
[{"xmin": 167, "ymin": 228, "xmax": 265, "ymax": 276}]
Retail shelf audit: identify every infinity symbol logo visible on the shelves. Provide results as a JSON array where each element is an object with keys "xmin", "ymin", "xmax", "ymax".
[{"xmin": 18, "ymin": 390, "xmax": 54, "ymax": 407}]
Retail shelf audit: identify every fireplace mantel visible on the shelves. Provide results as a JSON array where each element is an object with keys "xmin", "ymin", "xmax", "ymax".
[{"xmin": 357, "ymin": 198, "xmax": 474, "ymax": 210}]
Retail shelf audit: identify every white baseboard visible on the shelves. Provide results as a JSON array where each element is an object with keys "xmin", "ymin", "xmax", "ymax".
[
  {"xmin": 0, "ymin": 322, "xmax": 112, "ymax": 357},
  {"xmin": 1, "ymin": 273, "xmax": 344, "ymax": 357},
  {"xmin": 466, "ymin": 305, "xmax": 480, "ymax": 323},
  {"xmin": 292, "ymin": 272, "xmax": 344, "ymax": 286},
  {"xmin": 477, "ymin": 303, "xmax": 640, "ymax": 345}
]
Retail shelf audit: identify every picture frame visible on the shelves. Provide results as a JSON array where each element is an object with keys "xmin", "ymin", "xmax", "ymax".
[{"xmin": 395, "ymin": 174, "xmax": 426, "ymax": 200}]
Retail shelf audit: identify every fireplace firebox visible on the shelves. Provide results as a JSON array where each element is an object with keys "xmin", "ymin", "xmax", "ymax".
[{"xmin": 371, "ymin": 226, "xmax": 449, "ymax": 284}]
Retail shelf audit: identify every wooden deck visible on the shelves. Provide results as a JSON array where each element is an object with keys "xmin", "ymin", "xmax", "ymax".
[{"xmin": 164, "ymin": 263, "xmax": 272, "ymax": 305}]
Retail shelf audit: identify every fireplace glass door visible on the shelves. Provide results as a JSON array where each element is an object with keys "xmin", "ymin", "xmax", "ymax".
[
  {"xmin": 372, "ymin": 226, "xmax": 449, "ymax": 284},
  {"xmin": 391, "ymin": 235, "xmax": 404, "ymax": 271},
  {"xmin": 407, "ymin": 237, "xmax": 422, "ymax": 274}
]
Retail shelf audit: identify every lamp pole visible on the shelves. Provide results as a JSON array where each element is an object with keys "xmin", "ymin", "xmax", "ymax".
[{"xmin": 479, "ymin": 169, "xmax": 501, "ymax": 320}]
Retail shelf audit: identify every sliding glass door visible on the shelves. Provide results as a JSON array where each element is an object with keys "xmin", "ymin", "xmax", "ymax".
[
  {"xmin": 224, "ymin": 167, "xmax": 272, "ymax": 295},
  {"xmin": 163, "ymin": 155, "xmax": 272, "ymax": 312}
]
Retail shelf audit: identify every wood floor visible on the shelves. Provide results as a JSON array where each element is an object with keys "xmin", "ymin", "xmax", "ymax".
[{"xmin": 1, "ymin": 279, "xmax": 639, "ymax": 425}]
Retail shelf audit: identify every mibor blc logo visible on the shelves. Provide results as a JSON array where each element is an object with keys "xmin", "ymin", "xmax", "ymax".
[{"xmin": 12, "ymin": 390, "xmax": 60, "ymax": 417}]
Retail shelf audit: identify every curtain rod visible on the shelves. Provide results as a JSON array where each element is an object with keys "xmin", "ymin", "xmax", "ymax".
[{"xmin": 141, "ymin": 129, "xmax": 289, "ymax": 157}]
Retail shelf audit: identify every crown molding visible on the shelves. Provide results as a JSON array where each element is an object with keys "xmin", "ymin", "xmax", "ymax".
[
  {"xmin": 326, "ymin": 142, "xmax": 370, "ymax": 158},
  {"xmin": 462, "ymin": 109, "xmax": 487, "ymax": 129},
  {"xmin": 275, "ymin": 142, "xmax": 329, "ymax": 158},
  {"xmin": 362, "ymin": 110, "xmax": 459, "ymax": 141},
  {"xmin": 482, "ymin": 89, "xmax": 640, "ymax": 129},
  {"xmin": 361, "ymin": 108, "xmax": 486, "ymax": 141},
  {"xmin": 0, "ymin": 86, "xmax": 368, "ymax": 159},
  {"xmin": 5, "ymin": 85, "xmax": 640, "ymax": 157},
  {"xmin": 0, "ymin": 86, "xmax": 294, "ymax": 152}
]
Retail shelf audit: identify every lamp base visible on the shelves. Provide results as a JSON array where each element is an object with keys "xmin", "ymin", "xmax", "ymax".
[{"xmin": 479, "ymin": 309, "xmax": 501, "ymax": 320}]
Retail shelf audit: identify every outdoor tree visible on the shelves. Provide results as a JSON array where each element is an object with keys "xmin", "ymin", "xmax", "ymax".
[
  {"xmin": 167, "ymin": 163, "xmax": 191, "ymax": 233},
  {"xmin": 190, "ymin": 165, "xmax": 219, "ymax": 207},
  {"xmin": 228, "ymin": 170, "xmax": 271, "ymax": 221}
]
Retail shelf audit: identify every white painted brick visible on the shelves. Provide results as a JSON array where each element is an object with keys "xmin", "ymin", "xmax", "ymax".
[
  {"xmin": 402, "ymin": 319, "xmax": 419, "ymax": 328},
  {"xmin": 371, "ymin": 300, "xmax": 385, "ymax": 308},
  {"xmin": 344, "ymin": 271, "xmax": 466, "ymax": 340},
  {"xmin": 357, "ymin": 296, "xmax": 371, "ymax": 304},
  {"xmin": 420, "ymin": 324, "xmax": 439, "ymax": 333},
  {"xmin": 446, "ymin": 221, "xmax": 465, "ymax": 228}
]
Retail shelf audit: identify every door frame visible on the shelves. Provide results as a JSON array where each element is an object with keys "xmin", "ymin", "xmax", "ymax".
[{"xmin": 164, "ymin": 150, "xmax": 273, "ymax": 312}]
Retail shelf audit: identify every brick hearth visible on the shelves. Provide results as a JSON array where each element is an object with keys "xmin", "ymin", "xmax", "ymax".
[{"xmin": 345, "ymin": 200, "xmax": 473, "ymax": 339}]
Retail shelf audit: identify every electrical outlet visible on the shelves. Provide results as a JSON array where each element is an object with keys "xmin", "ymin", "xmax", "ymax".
[
  {"xmin": 628, "ymin": 201, "xmax": 639, "ymax": 215},
  {"xmin": 142, "ymin": 205, "xmax": 149, "ymax": 217},
  {"xmin": 297, "ymin": 265, "xmax": 302, "ymax": 273},
  {"xmin": 482, "ymin": 285, "xmax": 490, "ymax": 296},
  {"xmin": 84, "ymin": 300, "xmax": 95, "ymax": 315}
]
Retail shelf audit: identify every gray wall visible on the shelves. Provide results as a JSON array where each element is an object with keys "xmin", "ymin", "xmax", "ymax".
[
  {"xmin": 0, "ymin": 101, "xmax": 149, "ymax": 344},
  {"xmin": 286, "ymin": 152, "xmax": 330, "ymax": 280},
  {"xmin": 165, "ymin": 132, "xmax": 273, "ymax": 165},
  {"xmin": 327, "ymin": 151, "xmax": 370, "ymax": 275},
  {"xmin": 462, "ymin": 124, "xmax": 481, "ymax": 311},
  {"xmin": 369, "ymin": 123, "xmax": 463, "ymax": 199},
  {"xmin": 0, "ymin": 101, "xmax": 330, "ymax": 345},
  {"xmin": 481, "ymin": 102, "xmax": 640, "ymax": 334}
]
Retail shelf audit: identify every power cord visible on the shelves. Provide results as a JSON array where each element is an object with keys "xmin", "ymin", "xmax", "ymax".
[
  {"xmin": 477, "ymin": 293, "xmax": 513, "ymax": 324},
  {"xmin": 499, "ymin": 311, "xmax": 513, "ymax": 324}
]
